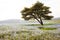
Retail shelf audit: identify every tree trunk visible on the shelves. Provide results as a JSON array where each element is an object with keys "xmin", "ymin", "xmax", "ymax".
[
  {"xmin": 39, "ymin": 17, "xmax": 43, "ymax": 25},
  {"xmin": 32, "ymin": 15, "xmax": 42, "ymax": 25},
  {"xmin": 35, "ymin": 18, "xmax": 41, "ymax": 24}
]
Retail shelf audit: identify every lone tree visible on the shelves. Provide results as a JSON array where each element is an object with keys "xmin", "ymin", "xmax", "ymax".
[{"xmin": 21, "ymin": 1, "xmax": 53, "ymax": 25}]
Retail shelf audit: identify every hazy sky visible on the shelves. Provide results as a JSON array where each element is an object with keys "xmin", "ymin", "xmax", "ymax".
[{"xmin": 0, "ymin": 0, "xmax": 60, "ymax": 21}]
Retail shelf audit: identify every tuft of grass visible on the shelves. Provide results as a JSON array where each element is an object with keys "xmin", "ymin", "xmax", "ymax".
[{"xmin": 38, "ymin": 27, "xmax": 57, "ymax": 30}]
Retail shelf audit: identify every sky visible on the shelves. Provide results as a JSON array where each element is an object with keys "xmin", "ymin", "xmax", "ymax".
[{"xmin": 0, "ymin": 0, "xmax": 60, "ymax": 21}]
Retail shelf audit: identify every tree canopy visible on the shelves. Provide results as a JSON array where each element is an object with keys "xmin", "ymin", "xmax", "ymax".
[{"xmin": 21, "ymin": 1, "xmax": 53, "ymax": 25}]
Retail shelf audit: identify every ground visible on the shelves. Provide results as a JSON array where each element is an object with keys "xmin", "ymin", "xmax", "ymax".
[{"xmin": 0, "ymin": 20, "xmax": 60, "ymax": 40}]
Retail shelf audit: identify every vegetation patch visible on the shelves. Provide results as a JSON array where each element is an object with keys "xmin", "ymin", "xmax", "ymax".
[
  {"xmin": 0, "ymin": 31, "xmax": 60, "ymax": 40},
  {"xmin": 26, "ymin": 23, "xmax": 54, "ymax": 26},
  {"xmin": 38, "ymin": 27, "xmax": 57, "ymax": 30}
]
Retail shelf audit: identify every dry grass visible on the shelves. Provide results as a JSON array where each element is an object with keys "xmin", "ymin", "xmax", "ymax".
[
  {"xmin": 0, "ymin": 20, "xmax": 60, "ymax": 40},
  {"xmin": 0, "ymin": 31, "xmax": 60, "ymax": 40}
]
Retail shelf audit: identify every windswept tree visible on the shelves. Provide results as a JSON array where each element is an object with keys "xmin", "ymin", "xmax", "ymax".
[{"xmin": 21, "ymin": 1, "xmax": 53, "ymax": 25}]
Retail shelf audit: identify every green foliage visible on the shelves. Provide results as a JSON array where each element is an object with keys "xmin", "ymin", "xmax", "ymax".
[
  {"xmin": 21, "ymin": 1, "xmax": 53, "ymax": 20},
  {"xmin": 39, "ymin": 27, "xmax": 57, "ymax": 30}
]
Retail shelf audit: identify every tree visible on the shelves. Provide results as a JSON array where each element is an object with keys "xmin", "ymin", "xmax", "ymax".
[{"xmin": 21, "ymin": 1, "xmax": 53, "ymax": 25}]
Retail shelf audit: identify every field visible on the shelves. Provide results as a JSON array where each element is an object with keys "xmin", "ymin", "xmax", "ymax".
[{"xmin": 0, "ymin": 20, "xmax": 60, "ymax": 40}]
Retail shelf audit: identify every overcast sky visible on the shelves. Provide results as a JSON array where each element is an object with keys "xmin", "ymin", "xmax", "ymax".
[{"xmin": 0, "ymin": 0, "xmax": 60, "ymax": 21}]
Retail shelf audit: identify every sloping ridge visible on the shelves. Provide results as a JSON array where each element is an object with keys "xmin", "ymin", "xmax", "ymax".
[{"xmin": 0, "ymin": 19, "xmax": 30, "ymax": 25}]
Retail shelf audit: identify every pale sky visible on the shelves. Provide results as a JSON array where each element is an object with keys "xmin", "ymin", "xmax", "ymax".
[{"xmin": 0, "ymin": 0, "xmax": 60, "ymax": 21}]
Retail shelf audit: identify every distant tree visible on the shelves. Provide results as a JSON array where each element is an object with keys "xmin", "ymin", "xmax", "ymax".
[{"xmin": 21, "ymin": 1, "xmax": 53, "ymax": 25}]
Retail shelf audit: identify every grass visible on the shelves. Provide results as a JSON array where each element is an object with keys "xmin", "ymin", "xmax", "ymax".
[
  {"xmin": 26, "ymin": 23, "xmax": 54, "ymax": 26},
  {"xmin": 26, "ymin": 20, "xmax": 60, "ymax": 26},
  {"xmin": 0, "ymin": 20, "xmax": 60, "ymax": 40},
  {"xmin": 29, "ymin": 32, "xmax": 60, "ymax": 40},
  {"xmin": 0, "ymin": 31, "xmax": 60, "ymax": 40},
  {"xmin": 38, "ymin": 27, "xmax": 57, "ymax": 30}
]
